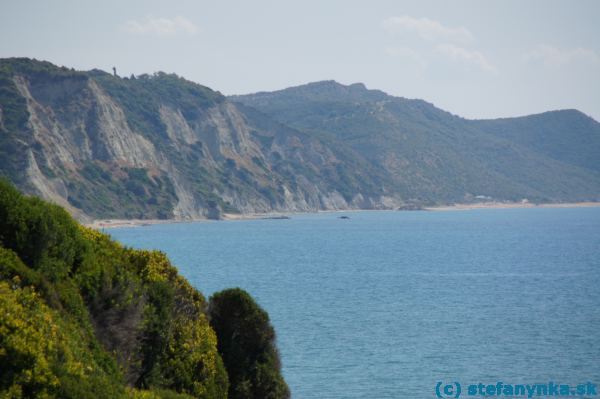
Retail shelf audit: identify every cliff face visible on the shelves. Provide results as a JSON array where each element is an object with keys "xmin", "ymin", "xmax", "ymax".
[
  {"xmin": 1, "ymin": 59, "xmax": 599, "ymax": 221},
  {"xmin": 0, "ymin": 59, "xmax": 396, "ymax": 221}
]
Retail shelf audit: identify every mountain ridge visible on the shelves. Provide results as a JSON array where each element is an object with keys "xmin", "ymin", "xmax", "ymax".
[
  {"xmin": 232, "ymin": 80, "xmax": 600, "ymax": 205},
  {"xmin": 233, "ymin": 80, "xmax": 597, "ymax": 123},
  {"xmin": 1, "ymin": 58, "xmax": 599, "ymax": 221}
]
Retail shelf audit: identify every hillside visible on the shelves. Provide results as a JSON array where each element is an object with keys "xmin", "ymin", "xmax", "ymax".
[
  {"xmin": 0, "ymin": 58, "xmax": 395, "ymax": 222},
  {"xmin": 231, "ymin": 81, "xmax": 600, "ymax": 204},
  {"xmin": 0, "ymin": 179, "xmax": 289, "ymax": 398},
  {"xmin": 1, "ymin": 58, "xmax": 599, "ymax": 221},
  {"xmin": 471, "ymin": 110, "xmax": 600, "ymax": 174}
]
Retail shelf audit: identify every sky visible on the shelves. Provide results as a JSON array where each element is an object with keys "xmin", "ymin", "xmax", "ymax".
[{"xmin": 1, "ymin": 0, "xmax": 599, "ymax": 120}]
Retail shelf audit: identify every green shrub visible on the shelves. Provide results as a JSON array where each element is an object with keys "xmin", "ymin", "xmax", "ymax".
[
  {"xmin": 209, "ymin": 288, "xmax": 289, "ymax": 399},
  {"xmin": 0, "ymin": 181, "xmax": 228, "ymax": 397},
  {"xmin": 0, "ymin": 280, "xmax": 126, "ymax": 399},
  {"xmin": 0, "ymin": 179, "xmax": 288, "ymax": 398}
]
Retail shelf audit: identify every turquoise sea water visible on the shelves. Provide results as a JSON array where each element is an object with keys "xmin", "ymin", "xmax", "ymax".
[{"xmin": 109, "ymin": 208, "xmax": 600, "ymax": 398}]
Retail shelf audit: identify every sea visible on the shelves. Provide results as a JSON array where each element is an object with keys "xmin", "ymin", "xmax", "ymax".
[{"xmin": 109, "ymin": 208, "xmax": 600, "ymax": 398}]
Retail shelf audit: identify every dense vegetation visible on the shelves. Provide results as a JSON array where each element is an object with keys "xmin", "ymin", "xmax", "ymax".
[
  {"xmin": 209, "ymin": 289, "xmax": 289, "ymax": 399},
  {"xmin": 0, "ymin": 180, "xmax": 288, "ymax": 398},
  {"xmin": 66, "ymin": 164, "xmax": 178, "ymax": 220}
]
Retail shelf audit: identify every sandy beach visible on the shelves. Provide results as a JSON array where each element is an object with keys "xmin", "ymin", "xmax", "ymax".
[
  {"xmin": 86, "ymin": 212, "xmax": 293, "ymax": 229},
  {"xmin": 86, "ymin": 202, "xmax": 600, "ymax": 229},
  {"xmin": 425, "ymin": 201, "xmax": 600, "ymax": 211}
]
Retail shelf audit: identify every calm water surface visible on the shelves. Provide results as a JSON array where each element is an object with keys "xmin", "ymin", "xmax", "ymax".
[{"xmin": 109, "ymin": 208, "xmax": 600, "ymax": 398}]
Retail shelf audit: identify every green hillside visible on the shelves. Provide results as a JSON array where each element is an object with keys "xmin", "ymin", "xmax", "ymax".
[
  {"xmin": 472, "ymin": 109, "xmax": 600, "ymax": 173},
  {"xmin": 232, "ymin": 81, "xmax": 600, "ymax": 204},
  {"xmin": 0, "ymin": 180, "xmax": 288, "ymax": 398}
]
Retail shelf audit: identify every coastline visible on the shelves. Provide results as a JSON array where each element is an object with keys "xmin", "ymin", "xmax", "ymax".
[
  {"xmin": 85, "ymin": 212, "xmax": 292, "ymax": 229},
  {"xmin": 424, "ymin": 201, "xmax": 600, "ymax": 211},
  {"xmin": 86, "ymin": 201, "xmax": 600, "ymax": 229}
]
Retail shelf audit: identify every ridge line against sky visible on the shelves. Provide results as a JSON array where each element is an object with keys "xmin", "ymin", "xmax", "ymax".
[{"xmin": 1, "ymin": 0, "xmax": 599, "ymax": 121}]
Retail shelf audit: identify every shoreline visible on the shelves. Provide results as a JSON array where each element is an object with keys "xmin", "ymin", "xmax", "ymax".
[
  {"xmin": 85, "ymin": 212, "xmax": 292, "ymax": 229},
  {"xmin": 86, "ymin": 201, "xmax": 600, "ymax": 229},
  {"xmin": 424, "ymin": 201, "xmax": 600, "ymax": 211}
]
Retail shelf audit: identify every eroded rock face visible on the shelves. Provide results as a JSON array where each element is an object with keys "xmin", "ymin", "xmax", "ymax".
[
  {"xmin": 86, "ymin": 80, "xmax": 159, "ymax": 167},
  {"xmin": 2, "ymin": 60, "xmax": 396, "ymax": 221},
  {"xmin": 8, "ymin": 60, "xmax": 599, "ymax": 219}
]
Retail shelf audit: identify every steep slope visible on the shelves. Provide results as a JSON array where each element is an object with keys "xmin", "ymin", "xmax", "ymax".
[
  {"xmin": 0, "ymin": 59, "xmax": 396, "ymax": 221},
  {"xmin": 231, "ymin": 81, "xmax": 600, "ymax": 203},
  {"xmin": 2, "ymin": 59, "xmax": 599, "ymax": 221}
]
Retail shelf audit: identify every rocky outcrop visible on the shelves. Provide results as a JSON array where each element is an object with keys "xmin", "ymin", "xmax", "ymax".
[
  {"xmin": 86, "ymin": 80, "xmax": 159, "ymax": 166},
  {"xmin": 6, "ymin": 58, "xmax": 596, "ymax": 221},
  {"xmin": 1, "ymin": 58, "xmax": 398, "ymax": 220}
]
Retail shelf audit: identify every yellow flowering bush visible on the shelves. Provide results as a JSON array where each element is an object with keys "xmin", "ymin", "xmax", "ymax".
[
  {"xmin": 0, "ymin": 180, "xmax": 286, "ymax": 398},
  {"xmin": 0, "ymin": 280, "xmax": 123, "ymax": 398}
]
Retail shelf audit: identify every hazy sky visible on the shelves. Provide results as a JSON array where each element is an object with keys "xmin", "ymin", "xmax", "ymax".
[{"xmin": 1, "ymin": 0, "xmax": 599, "ymax": 120}]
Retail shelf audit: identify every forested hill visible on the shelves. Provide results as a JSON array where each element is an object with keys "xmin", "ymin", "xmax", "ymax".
[
  {"xmin": 1, "ymin": 58, "xmax": 600, "ymax": 222},
  {"xmin": 0, "ymin": 180, "xmax": 289, "ymax": 398},
  {"xmin": 231, "ymin": 81, "xmax": 600, "ymax": 205}
]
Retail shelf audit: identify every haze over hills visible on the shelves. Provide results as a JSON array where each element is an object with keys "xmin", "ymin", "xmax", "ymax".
[{"xmin": 1, "ymin": 58, "xmax": 599, "ymax": 221}]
